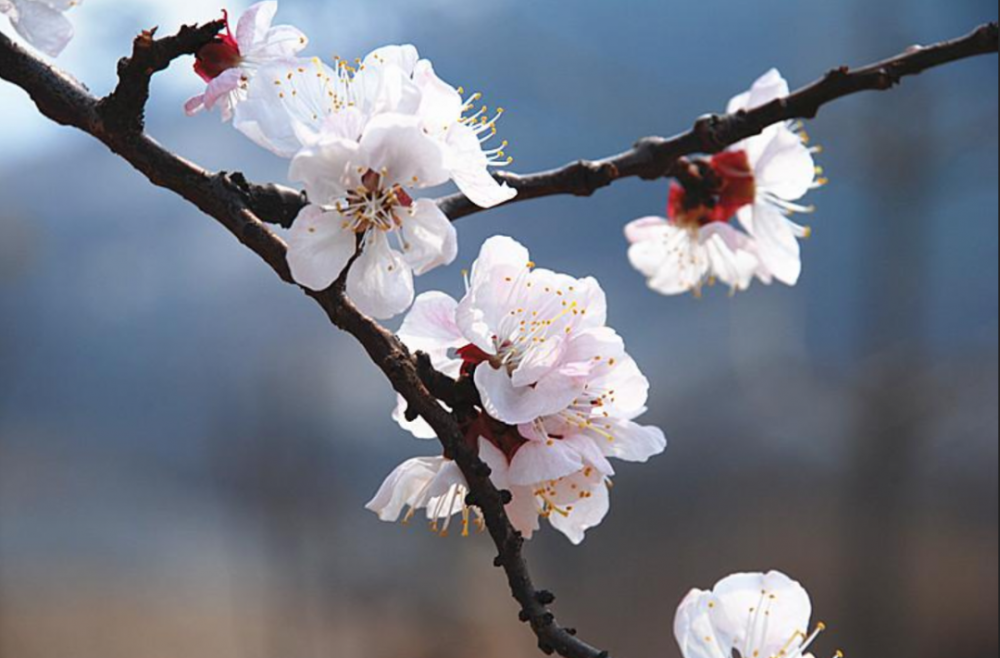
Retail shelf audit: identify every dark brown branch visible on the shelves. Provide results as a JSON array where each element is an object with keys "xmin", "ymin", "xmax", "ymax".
[
  {"xmin": 0, "ymin": 26, "xmax": 609, "ymax": 658},
  {"xmin": 436, "ymin": 21, "xmax": 1000, "ymax": 221},
  {"xmin": 98, "ymin": 20, "xmax": 225, "ymax": 133}
]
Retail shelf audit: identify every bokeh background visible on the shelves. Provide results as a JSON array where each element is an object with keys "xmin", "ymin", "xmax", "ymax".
[{"xmin": 1, "ymin": 1, "xmax": 997, "ymax": 657}]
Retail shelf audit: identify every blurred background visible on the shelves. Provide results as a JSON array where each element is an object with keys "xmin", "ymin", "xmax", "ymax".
[{"xmin": 1, "ymin": 1, "xmax": 997, "ymax": 657}]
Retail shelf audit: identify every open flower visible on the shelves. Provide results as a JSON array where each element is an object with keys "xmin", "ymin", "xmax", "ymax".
[
  {"xmin": 286, "ymin": 113, "xmax": 456, "ymax": 319},
  {"xmin": 626, "ymin": 69, "xmax": 822, "ymax": 296},
  {"xmin": 625, "ymin": 212, "xmax": 761, "ymax": 297},
  {"xmin": 234, "ymin": 44, "xmax": 516, "ymax": 208},
  {"xmin": 376, "ymin": 237, "xmax": 666, "ymax": 543},
  {"xmin": 726, "ymin": 69, "xmax": 822, "ymax": 285},
  {"xmin": 185, "ymin": 2, "xmax": 308, "ymax": 121},
  {"xmin": 675, "ymin": 571, "xmax": 843, "ymax": 658},
  {"xmin": 1, "ymin": 0, "xmax": 81, "ymax": 57}
]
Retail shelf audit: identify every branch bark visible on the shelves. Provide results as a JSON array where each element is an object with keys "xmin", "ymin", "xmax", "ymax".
[{"xmin": 1, "ymin": 18, "xmax": 996, "ymax": 658}]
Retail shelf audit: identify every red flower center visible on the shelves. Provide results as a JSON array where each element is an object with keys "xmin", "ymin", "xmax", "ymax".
[
  {"xmin": 668, "ymin": 150, "xmax": 757, "ymax": 228},
  {"xmin": 194, "ymin": 10, "xmax": 242, "ymax": 82},
  {"xmin": 464, "ymin": 413, "xmax": 529, "ymax": 462}
]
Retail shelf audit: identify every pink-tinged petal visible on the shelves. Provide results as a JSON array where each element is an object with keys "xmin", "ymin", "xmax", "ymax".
[
  {"xmin": 511, "ymin": 334, "xmax": 565, "ymax": 388},
  {"xmin": 699, "ymin": 223, "xmax": 761, "ymax": 291},
  {"xmin": 400, "ymin": 199, "xmax": 458, "ymax": 276},
  {"xmin": 391, "ymin": 394, "xmax": 439, "ymax": 439},
  {"xmin": 201, "ymin": 68, "xmax": 243, "ymax": 111},
  {"xmin": 560, "ymin": 327, "xmax": 626, "ymax": 373},
  {"xmin": 398, "ymin": 290, "xmax": 465, "ymax": 356},
  {"xmin": 457, "ymin": 236, "xmax": 533, "ymax": 353},
  {"xmin": 346, "ymin": 232, "xmax": 415, "ymax": 320},
  {"xmin": 507, "ymin": 439, "xmax": 585, "ymax": 486},
  {"xmin": 184, "ymin": 93, "xmax": 207, "ymax": 117},
  {"xmin": 624, "ymin": 216, "xmax": 669, "ymax": 244},
  {"xmin": 286, "ymin": 205, "xmax": 357, "ymax": 292},
  {"xmin": 236, "ymin": 1, "xmax": 278, "ymax": 51},
  {"xmin": 8, "ymin": 0, "xmax": 73, "ymax": 57},
  {"xmin": 562, "ymin": 435, "xmax": 615, "ymax": 477}
]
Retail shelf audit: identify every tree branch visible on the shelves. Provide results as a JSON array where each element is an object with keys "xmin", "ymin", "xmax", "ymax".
[
  {"xmin": 436, "ymin": 21, "xmax": 999, "ymax": 220},
  {"xmin": 1, "ymin": 25, "xmax": 610, "ymax": 658},
  {"xmin": 2, "ymin": 19, "xmax": 996, "ymax": 658}
]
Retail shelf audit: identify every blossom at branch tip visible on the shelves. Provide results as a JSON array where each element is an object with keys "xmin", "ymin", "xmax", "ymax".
[
  {"xmin": 376, "ymin": 237, "xmax": 666, "ymax": 544},
  {"xmin": 626, "ymin": 69, "xmax": 822, "ymax": 296},
  {"xmin": 285, "ymin": 113, "xmax": 456, "ymax": 319},
  {"xmin": 184, "ymin": 1, "xmax": 308, "ymax": 121},
  {"xmin": 234, "ymin": 44, "xmax": 517, "ymax": 208},
  {"xmin": 675, "ymin": 571, "xmax": 843, "ymax": 658},
  {"xmin": 0, "ymin": 0, "xmax": 81, "ymax": 57}
]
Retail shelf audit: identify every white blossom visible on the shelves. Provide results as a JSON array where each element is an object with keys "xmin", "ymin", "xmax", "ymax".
[
  {"xmin": 375, "ymin": 237, "xmax": 666, "ymax": 544},
  {"xmin": 184, "ymin": 1, "xmax": 308, "ymax": 121},
  {"xmin": 625, "ymin": 69, "xmax": 822, "ymax": 296},
  {"xmin": 675, "ymin": 571, "xmax": 842, "ymax": 658},
  {"xmin": 0, "ymin": 0, "xmax": 81, "ymax": 57}
]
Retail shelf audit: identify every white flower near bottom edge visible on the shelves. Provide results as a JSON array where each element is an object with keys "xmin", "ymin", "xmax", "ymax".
[
  {"xmin": 366, "ymin": 437, "xmax": 613, "ymax": 545},
  {"xmin": 285, "ymin": 113, "xmax": 457, "ymax": 319},
  {"xmin": 184, "ymin": 1, "xmax": 308, "ymax": 121},
  {"xmin": 675, "ymin": 571, "xmax": 843, "ymax": 658},
  {"xmin": 1, "ymin": 0, "xmax": 80, "ymax": 57}
]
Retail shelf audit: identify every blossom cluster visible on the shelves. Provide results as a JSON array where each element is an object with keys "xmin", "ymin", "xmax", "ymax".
[
  {"xmin": 627, "ymin": 69, "xmax": 825, "ymax": 297},
  {"xmin": 2, "ymin": 0, "xmax": 848, "ymax": 652}
]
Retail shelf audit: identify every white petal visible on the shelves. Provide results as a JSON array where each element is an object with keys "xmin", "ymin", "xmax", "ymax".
[
  {"xmin": 675, "ymin": 589, "xmax": 732, "ymax": 658},
  {"xmin": 288, "ymin": 136, "xmax": 365, "ymax": 204},
  {"xmin": 547, "ymin": 477, "xmax": 610, "ymax": 545},
  {"xmin": 700, "ymin": 223, "xmax": 760, "ymax": 291},
  {"xmin": 475, "ymin": 363, "xmax": 581, "ymax": 426},
  {"xmin": 506, "ymin": 486, "xmax": 542, "ymax": 540},
  {"xmin": 445, "ymin": 123, "xmax": 517, "ymax": 208},
  {"xmin": 400, "ymin": 199, "xmax": 458, "ymax": 276},
  {"xmin": 391, "ymin": 394, "xmax": 439, "ymax": 439},
  {"xmin": 8, "ymin": 0, "xmax": 73, "ymax": 56},
  {"xmin": 365, "ymin": 456, "xmax": 444, "ymax": 522},
  {"xmin": 346, "ymin": 232, "xmax": 415, "ymax": 320},
  {"xmin": 456, "ymin": 236, "xmax": 533, "ymax": 353},
  {"xmin": 478, "ymin": 437, "xmax": 511, "ymax": 490},
  {"xmin": 507, "ymin": 440, "xmax": 585, "ymax": 486},
  {"xmin": 727, "ymin": 68, "xmax": 790, "ymax": 114},
  {"xmin": 359, "ymin": 113, "xmax": 449, "ymax": 189},
  {"xmin": 363, "ymin": 44, "xmax": 420, "ymax": 76},
  {"xmin": 286, "ymin": 206, "xmax": 357, "ymax": 292},
  {"xmin": 750, "ymin": 126, "xmax": 816, "ymax": 201},
  {"xmin": 708, "ymin": 571, "xmax": 812, "ymax": 658},
  {"xmin": 625, "ymin": 216, "xmax": 670, "ymax": 245},
  {"xmin": 413, "ymin": 59, "xmax": 465, "ymax": 134},
  {"xmin": 236, "ymin": 1, "xmax": 278, "ymax": 51},
  {"xmin": 234, "ymin": 58, "xmax": 342, "ymax": 157},
  {"xmin": 743, "ymin": 203, "xmax": 802, "ymax": 286},
  {"xmin": 511, "ymin": 334, "xmax": 565, "ymax": 388},
  {"xmin": 594, "ymin": 419, "xmax": 667, "ymax": 463}
]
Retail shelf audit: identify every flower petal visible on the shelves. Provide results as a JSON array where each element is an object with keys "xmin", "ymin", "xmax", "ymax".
[
  {"xmin": 359, "ymin": 113, "xmax": 449, "ymax": 189},
  {"xmin": 288, "ymin": 136, "xmax": 365, "ymax": 204},
  {"xmin": 400, "ymin": 199, "xmax": 458, "ymax": 276},
  {"xmin": 8, "ymin": 0, "xmax": 73, "ymax": 57},
  {"xmin": 365, "ymin": 456, "xmax": 445, "ymax": 522},
  {"xmin": 286, "ymin": 205, "xmax": 357, "ymax": 292},
  {"xmin": 346, "ymin": 232, "xmax": 415, "ymax": 320},
  {"xmin": 507, "ymin": 439, "xmax": 585, "ymax": 486}
]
